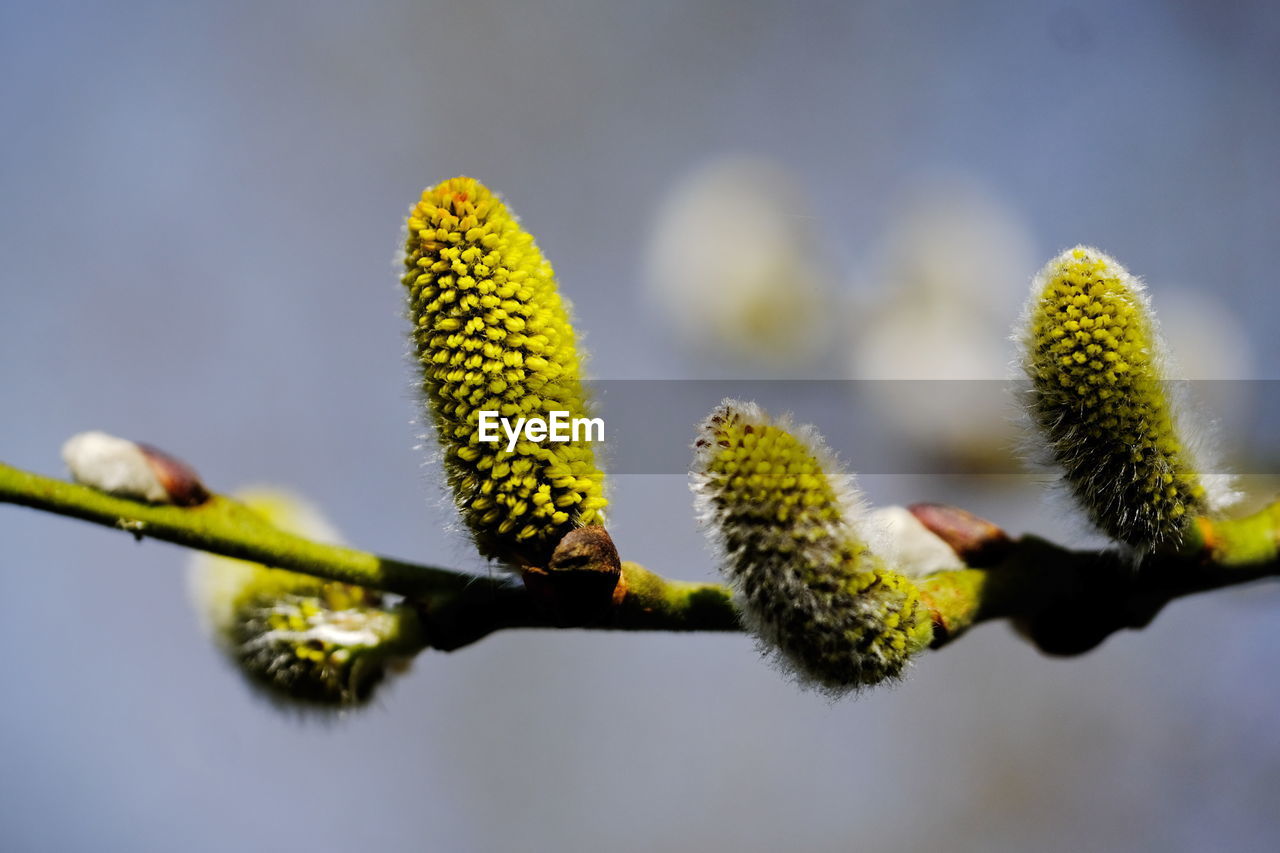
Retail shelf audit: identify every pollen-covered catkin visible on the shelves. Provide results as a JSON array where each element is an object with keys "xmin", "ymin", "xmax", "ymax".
[
  {"xmin": 1020, "ymin": 245, "xmax": 1220, "ymax": 550},
  {"xmin": 691, "ymin": 400, "xmax": 933, "ymax": 691},
  {"xmin": 187, "ymin": 489, "xmax": 411, "ymax": 707},
  {"xmin": 403, "ymin": 177, "xmax": 607, "ymax": 567}
]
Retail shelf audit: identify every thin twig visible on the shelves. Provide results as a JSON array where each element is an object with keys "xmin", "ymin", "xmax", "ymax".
[{"xmin": 3, "ymin": 460, "xmax": 1277, "ymax": 654}]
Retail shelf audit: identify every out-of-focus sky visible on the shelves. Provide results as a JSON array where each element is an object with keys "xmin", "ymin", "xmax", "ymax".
[{"xmin": 2, "ymin": 2, "xmax": 1279, "ymax": 851}]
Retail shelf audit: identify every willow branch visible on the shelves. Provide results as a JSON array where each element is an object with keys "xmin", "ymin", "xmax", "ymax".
[
  {"xmin": 916, "ymin": 505, "xmax": 1280, "ymax": 654},
  {"xmin": 2, "ymin": 460, "xmax": 1277, "ymax": 655},
  {"xmin": 0, "ymin": 461, "xmax": 737, "ymax": 651}
]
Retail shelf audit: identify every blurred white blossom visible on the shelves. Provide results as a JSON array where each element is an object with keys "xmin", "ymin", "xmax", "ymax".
[
  {"xmin": 646, "ymin": 157, "xmax": 836, "ymax": 370},
  {"xmin": 847, "ymin": 176, "xmax": 1036, "ymax": 465},
  {"xmin": 1157, "ymin": 288, "xmax": 1253, "ymax": 380}
]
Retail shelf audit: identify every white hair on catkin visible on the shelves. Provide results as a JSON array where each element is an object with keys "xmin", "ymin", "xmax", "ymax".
[
  {"xmin": 691, "ymin": 399, "xmax": 933, "ymax": 694},
  {"xmin": 1015, "ymin": 245, "xmax": 1237, "ymax": 558}
]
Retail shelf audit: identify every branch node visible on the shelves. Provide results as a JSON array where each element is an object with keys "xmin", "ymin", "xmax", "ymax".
[{"xmin": 521, "ymin": 525, "xmax": 622, "ymax": 626}]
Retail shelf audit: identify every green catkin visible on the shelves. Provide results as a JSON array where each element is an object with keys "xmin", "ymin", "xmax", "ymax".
[
  {"xmin": 188, "ymin": 490, "xmax": 411, "ymax": 707},
  {"xmin": 403, "ymin": 177, "xmax": 607, "ymax": 567},
  {"xmin": 1021, "ymin": 245, "xmax": 1217, "ymax": 550},
  {"xmin": 691, "ymin": 400, "xmax": 933, "ymax": 692}
]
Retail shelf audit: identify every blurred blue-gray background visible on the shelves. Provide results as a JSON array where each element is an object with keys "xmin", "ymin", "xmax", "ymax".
[{"xmin": 3, "ymin": 2, "xmax": 1279, "ymax": 851}]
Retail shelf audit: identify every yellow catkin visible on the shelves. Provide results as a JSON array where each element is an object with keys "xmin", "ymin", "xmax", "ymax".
[
  {"xmin": 1022, "ymin": 246, "xmax": 1210, "ymax": 549},
  {"xmin": 188, "ymin": 489, "xmax": 407, "ymax": 707},
  {"xmin": 692, "ymin": 400, "xmax": 933, "ymax": 691},
  {"xmin": 403, "ymin": 177, "xmax": 607, "ymax": 566}
]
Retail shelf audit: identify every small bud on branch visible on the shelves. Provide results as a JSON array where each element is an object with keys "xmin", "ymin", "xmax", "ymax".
[{"xmin": 62, "ymin": 431, "xmax": 209, "ymax": 507}]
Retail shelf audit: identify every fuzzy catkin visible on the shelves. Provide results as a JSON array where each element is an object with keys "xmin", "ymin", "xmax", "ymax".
[
  {"xmin": 1021, "ymin": 246, "xmax": 1214, "ymax": 550},
  {"xmin": 403, "ymin": 177, "xmax": 607, "ymax": 567},
  {"xmin": 692, "ymin": 401, "xmax": 933, "ymax": 691},
  {"xmin": 188, "ymin": 490, "xmax": 408, "ymax": 707}
]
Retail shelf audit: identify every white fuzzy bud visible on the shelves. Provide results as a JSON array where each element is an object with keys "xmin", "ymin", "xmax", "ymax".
[
  {"xmin": 868, "ymin": 506, "xmax": 965, "ymax": 576},
  {"xmin": 62, "ymin": 431, "xmax": 169, "ymax": 502},
  {"xmin": 61, "ymin": 430, "xmax": 209, "ymax": 506}
]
